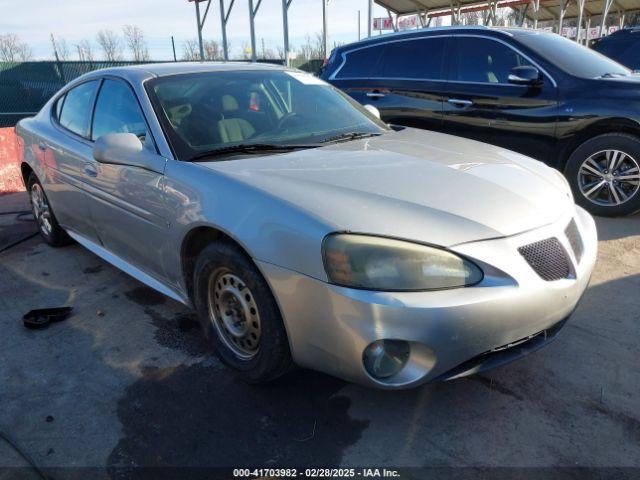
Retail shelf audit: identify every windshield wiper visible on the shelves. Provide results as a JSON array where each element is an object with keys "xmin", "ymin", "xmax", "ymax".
[
  {"xmin": 189, "ymin": 143, "xmax": 319, "ymax": 162},
  {"xmin": 320, "ymin": 132, "xmax": 382, "ymax": 144}
]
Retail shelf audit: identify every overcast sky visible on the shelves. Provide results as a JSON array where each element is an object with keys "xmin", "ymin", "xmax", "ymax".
[{"xmin": 0, "ymin": 0, "xmax": 418, "ymax": 60}]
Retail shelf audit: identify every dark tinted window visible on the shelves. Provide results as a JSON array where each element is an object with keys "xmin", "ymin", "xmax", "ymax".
[
  {"xmin": 378, "ymin": 37, "xmax": 446, "ymax": 79},
  {"xmin": 516, "ymin": 31, "xmax": 629, "ymax": 78},
  {"xmin": 593, "ymin": 36, "xmax": 640, "ymax": 70},
  {"xmin": 335, "ymin": 45, "xmax": 383, "ymax": 78},
  {"xmin": 58, "ymin": 81, "xmax": 98, "ymax": 137},
  {"xmin": 453, "ymin": 37, "xmax": 532, "ymax": 84},
  {"xmin": 92, "ymin": 79, "xmax": 148, "ymax": 141}
]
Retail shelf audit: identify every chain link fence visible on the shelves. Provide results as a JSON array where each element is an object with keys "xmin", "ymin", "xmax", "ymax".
[{"xmin": 0, "ymin": 59, "xmax": 323, "ymax": 128}]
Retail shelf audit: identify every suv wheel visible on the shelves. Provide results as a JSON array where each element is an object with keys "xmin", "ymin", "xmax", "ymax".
[
  {"xmin": 565, "ymin": 133, "xmax": 640, "ymax": 216},
  {"xmin": 27, "ymin": 173, "xmax": 72, "ymax": 246},
  {"xmin": 193, "ymin": 241, "xmax": 293, "ymax": 383}
]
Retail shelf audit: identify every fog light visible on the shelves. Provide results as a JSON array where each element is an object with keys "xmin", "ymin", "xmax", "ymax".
[{"xmin": 363, "ymin": 340, "xmax": 410, "ymax": 379}]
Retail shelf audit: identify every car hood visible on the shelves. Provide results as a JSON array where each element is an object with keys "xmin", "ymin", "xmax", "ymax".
[{"xmin": 199, "ymin": 128, "xmax": 573, "ymax": 247}]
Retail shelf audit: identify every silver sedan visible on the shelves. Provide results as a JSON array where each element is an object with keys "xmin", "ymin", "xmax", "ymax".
[{"xmin": 16, "ymin": 63, "xmax": 597, "ymax": 389}]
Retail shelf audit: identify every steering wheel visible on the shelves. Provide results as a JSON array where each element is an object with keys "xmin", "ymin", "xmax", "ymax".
[{"xmin": 276, "ymin": 112, "xmax": 302, "ymax": 130}]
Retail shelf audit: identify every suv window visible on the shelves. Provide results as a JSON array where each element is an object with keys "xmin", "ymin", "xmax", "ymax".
[
  {"xmin": 58, "ymin": 81, "xmax": 99, "ymax": 137},
  {"xmin": 453, "ymin": 37, "xmax": 532, "ymax": 84},
  {"xmin": 92, "ymin": 79, "xmax": 148, "ymax": 142},
  {"xmin": 335, "ymin": 45, "xmax": 384, "ymax": 79},
  {"xmin": 378, "ymin": 37, "xmax": 446, "ymax": 80}
]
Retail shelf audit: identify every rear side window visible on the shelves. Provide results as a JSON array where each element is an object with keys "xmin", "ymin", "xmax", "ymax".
[
  {"xmin": 453, "ymin": 37, "xmax": 532, "ymax": 84},
  {"xmin": 58, "ymin": 81, "xmax": 99, "ymax": 137},
  {"xmin": 335, "ymin": 45, "xmax": 383, "ymax": 79},
  {"xmin": 378, "ymin": 37, "xmax": 446, "ymax": 79},
  {"xmin": 92, "ymin": 79, "xmax": 148, "ymax": 142}
]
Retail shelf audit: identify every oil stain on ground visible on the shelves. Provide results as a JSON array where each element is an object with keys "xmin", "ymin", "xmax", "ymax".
[
  {"xmin": 124, "ymin": 286, "xmax": 167, "ymax": 307},
  {"xmin": 107, "ymin": 366, "xmax": 368, "ymax": 476},
  {"xmin": 144, "ymin": 307, "xmax": 209, "ymax": 357}
]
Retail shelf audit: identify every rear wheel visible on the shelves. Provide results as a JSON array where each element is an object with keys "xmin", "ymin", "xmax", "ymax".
[
  {"xmin": 27, "ymin": 173, "xmax": 72, "ymax": 247},
  {"xmin": 565, "ymin": 133, "xmax": 640, "ymax": 217},
  {"xmin": 193, "ymin": 241, "xmax": 292, "ymax": 383}
]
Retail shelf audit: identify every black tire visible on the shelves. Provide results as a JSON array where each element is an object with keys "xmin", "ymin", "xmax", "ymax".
[
  {"xmin": 27, "ymin": 173, "xmax": 72, "ymax": 247},
  {"xmin": 193, "ymin": 241, "xmax": 293, "ymax": 383},
  {"xmin": 565, "ymin": 133, "xmax": 640, "ymax": 217}
]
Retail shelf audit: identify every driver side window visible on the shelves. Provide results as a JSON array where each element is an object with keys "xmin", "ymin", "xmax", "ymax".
[{"xmin": 92, "ymin": 79, "xmax": 149, "ymax": 144}]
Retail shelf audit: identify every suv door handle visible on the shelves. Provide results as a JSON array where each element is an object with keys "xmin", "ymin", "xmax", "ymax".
[
  {"xmin": 366, "ymin": 91, "xmax": 386, "ymax": 99},
  {"xmin": 83, "ymin": 164, "xmax": 98, "ymax": 177},
  {"xmin": 447, "ymin": 98, "xmax": 474, "ymax": 107}
]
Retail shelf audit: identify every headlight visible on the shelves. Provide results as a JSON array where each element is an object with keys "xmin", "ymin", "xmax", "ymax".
[{"xmin": 322, "ymin": 234, "xmax": 483, "ymax": 291}]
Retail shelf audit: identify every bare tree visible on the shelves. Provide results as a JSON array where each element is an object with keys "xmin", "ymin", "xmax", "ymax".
[
  {"xmin": 181, "ymin": 39, "xmax": 200, "ymax": 61},
  {"xmin": 50, "ymin": 34, "xmax": 70, "ymax": 61},
  {"xmin": 203, "ymin": 39, "xmax": 222, "ymax": 60},
  {"xmin": 122, "ymin": 25, "xmax": 149, "ymax": 61},
  {"xmin": 0, "ymin": 33, "xmax": 33, "ymax": 61},
  {"xmin": 297, "ymin": 33, "xmax": 323, "ymax": 60},
  {"xmin": 75, "ymin": 40, "xmax": 94, "ymax": 61},
  {"xmin": 96, "ymin": 29, "xmax": 123, "ymax": 61},
  {"xmin": 460, "ymin": 10, "xmax": 481, "ymax": 25}
]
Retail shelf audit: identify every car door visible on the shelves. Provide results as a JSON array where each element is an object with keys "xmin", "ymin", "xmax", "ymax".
[
  {"xmin": 84, "ymin": 77, "xmax": 169, "ymax": 280},
  {"xmin": 46, "ymin": 80, "xmax": 101, "ymax": 241},
  {"xmin": 442, "ymin": 35, "xmax": 559, "ymax": 163},
  {"xmin": 330, "ymin": 36, "xmax": 449, "ymax": 133}
]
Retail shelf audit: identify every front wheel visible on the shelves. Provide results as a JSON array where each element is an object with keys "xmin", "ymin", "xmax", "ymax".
[
  {"xmin": 193, "ymin": 241, "xmax": 293, "ymax": 383},
  {"xmin": 565, "ymin": 133, "xmax": 640, "ymax": 217}
]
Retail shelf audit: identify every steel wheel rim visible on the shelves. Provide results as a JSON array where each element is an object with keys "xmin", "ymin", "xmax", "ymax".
[
  {"xmin": 30, "ymin": 183, "xmax": 53, "ymax": 235},
  {"xmin": 207, "ymin": 268, "xmax": 261, "ymax": 360},
  {"xmin": 578, "ymin": 149, "xmax": 640, "ymax": 207}
]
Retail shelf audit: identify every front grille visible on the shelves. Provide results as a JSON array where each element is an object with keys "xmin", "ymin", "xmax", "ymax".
[
  {"xmin": 565, "ymin": 219, "xmax": 584, "ymax": 263},
  {"xmin": 518, "ymin": 237, "xmax": 571, "ymax": 281}
]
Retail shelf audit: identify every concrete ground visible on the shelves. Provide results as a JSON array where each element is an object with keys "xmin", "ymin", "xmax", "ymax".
[{"xmin": 0, "ymin": 190, "xmax": 639, "ymax": 479}]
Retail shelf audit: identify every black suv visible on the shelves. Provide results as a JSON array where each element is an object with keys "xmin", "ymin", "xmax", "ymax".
[
  {"xmin": 592, "ymin": 27, "xmax": 640, "ymax": 71},
  {"xmin": 320, "ymin": 26, "xmax": 640, "ymax": 216}
]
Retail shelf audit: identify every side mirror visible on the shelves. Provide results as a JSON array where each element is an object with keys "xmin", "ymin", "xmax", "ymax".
[
  {"xmin": 508, "ymin": 66, "xmax": 543, "ymax": 86},
  {"xmin": 363, "ymin": 104, "xmax": 381, "ymax": 119},
  {"xmin": 93, "ymin": 133, "xmax": 164, "ymax": 173}
]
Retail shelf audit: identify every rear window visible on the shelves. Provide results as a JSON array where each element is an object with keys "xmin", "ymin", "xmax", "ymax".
[
  {"xmin": 335, "ymin": 45, "xmax": 383, "ymax": 79},
  {"xmin": 377, "ymin": 37, "xmax": 446, "ymax": 80},
  {"xmin": 593, "ymin": 37, "xmax": 640, "ymax": 70}
]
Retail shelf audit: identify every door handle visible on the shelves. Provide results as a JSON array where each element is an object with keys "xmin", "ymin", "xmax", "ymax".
[
  {"xmin": 38, "ymin": 141, "xmax": 48, "ymax": 151},
  {"xmin": 447, "ymin": 98, "xmax": 474, "ymax": 107},
  {"xmin": 83, "ymin": 164, "xmax": 98, "ymax": 177},
  {"xmin": 366, "ymin": 91, "xmax": 386, "ymax": 99}
]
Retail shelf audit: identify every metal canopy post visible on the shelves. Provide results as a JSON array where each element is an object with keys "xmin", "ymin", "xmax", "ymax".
[
  {"xmin": 219, "ymin": 0, "xmax": 235, "ymax": 60},
  {"xmin": 576, "ymin": 0, "xmax": 586, "ymax": 42},
  {"xmin": 322, "ymin": 0, "xmax": 329, "ymax": 59},
  {"xmin": 191, "ymin": 0, "xmax": 212, "ymax": 61},
  {"xmin": 532, "ymin": 0, "xmax": 541, "ymax": 28},
  {"xmin": 282, "ymin": 0, "xmax": 293, "ymax": 66},
  {"xmin": 368, "ymin": 0, "xmax": 373, "ymax": 37},
  {"xmin": 600, "ymin": 0, "xmax": 615, "ymax": 37},
  {"xmin": 248, "ymin": 0, "xmax": 263, "ymax": 61},
  {"xmin": 585, "ymin": 14, "xmax": 592, "ymax": 44},
  {"xmin": 558, "ymin": 0, "xmax": 570, "ymax": 33},
  {"xmin": 619, "ymin": 10, "xmax": 626, "ymax": 28},
  {"xmin": 387, "ymin": 9, "xmax": 398, "ymax": 31}
]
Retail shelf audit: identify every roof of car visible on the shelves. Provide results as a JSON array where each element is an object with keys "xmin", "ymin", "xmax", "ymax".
[
  {"xmin": 80, "ymin": 61, "xmax": 287, "ymax": 82},
  {"xmin": 331, "ymin": 25, "xmax": 545, "ymax": 52}
]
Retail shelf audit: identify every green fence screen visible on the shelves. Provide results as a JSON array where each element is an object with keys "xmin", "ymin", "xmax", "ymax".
[{"xmin": 0, "ymin": 59, "xmax": 323, "ymax": 128}]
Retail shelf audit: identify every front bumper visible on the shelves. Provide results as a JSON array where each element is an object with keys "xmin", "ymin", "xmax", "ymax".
[{"xmin": 258, "ymin": 206, "xmax": 597, "ymax": 389}]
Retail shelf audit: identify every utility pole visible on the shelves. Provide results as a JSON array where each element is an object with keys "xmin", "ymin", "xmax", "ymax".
[
  {"xmin": 50, "ymin": 33, "xmax": 60, "ymax": 62},
  {"xmin": 367, "ymin": 0, "xmax": 373, "ymax": 37},
  {"xmin": 171, "ymin": 36, "xmax": 177, "ymax": 61},
  {"xmin": 358, "ymin": 10, "xmax": 361, "ymax": 40},
  {"xmin": 282, "ymin": 0, "xmax": 291, "ymax": 66}
]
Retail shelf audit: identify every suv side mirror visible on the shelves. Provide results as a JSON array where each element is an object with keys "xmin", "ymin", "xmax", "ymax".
[
  {"xmin": 508, "ymin": 66, "xmax": 543, "ymax": 86},
  {"xmin": 93, "ymin": 133, "xmax": 164, "ymax": 174}
]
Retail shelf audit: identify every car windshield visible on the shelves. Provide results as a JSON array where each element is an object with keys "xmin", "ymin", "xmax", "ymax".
[
  {"xmin": 515, "ymin": 31, "xmax": 631, "ymax": 79},
  {"xmin": 146, "ymin": 69, "xmax": 388, "ymax": 160}
]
